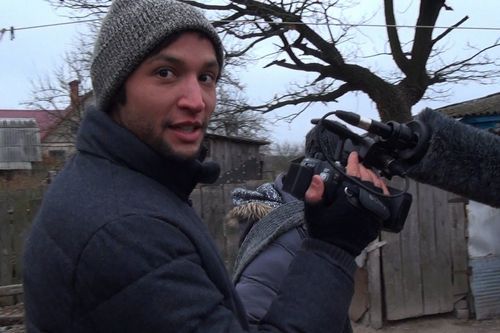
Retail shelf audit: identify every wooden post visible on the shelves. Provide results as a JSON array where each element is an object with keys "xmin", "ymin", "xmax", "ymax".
[{"xmin": 367, "ymin": 240, "xmax": 383, "ymax": 329}]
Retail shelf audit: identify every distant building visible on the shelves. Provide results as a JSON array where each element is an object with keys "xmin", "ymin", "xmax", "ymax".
[
  {"xmin": 0, "ymin": 80, "xmax": 271, "ymax": 179},
  {"xmin": 0, "ymin": 118, "xmax": 41, "ymax": 170},
  {"xmin": 0, "ymin": 109, "xmax": 69, "ymax": 160},
  {"xmin": 436, "ymin": 92, "xmax": 500, "ymax": 135},
  {"xmin": 204, "ymin": 133, "xmax": 269, "ymax": 184},
  {"xmin": 0, "ymin": 81, "xmax": 93, "ymax": 161}
]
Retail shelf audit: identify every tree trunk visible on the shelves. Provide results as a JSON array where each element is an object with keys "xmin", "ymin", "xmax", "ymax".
[{"xmin": 372, "ymin": 87, "xmax": 412, "ymax": 123}]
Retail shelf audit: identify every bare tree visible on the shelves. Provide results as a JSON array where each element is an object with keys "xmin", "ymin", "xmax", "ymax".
[
  {"xmin": 209, "ymin": 68, "xmax": 268, "ymax": 137},
  {"xmin": 263, "ymin": 141, "xmax": 304, "ymax": 174},
  {"xmin": 271, "ymin": 141, "xmax": 304, "ymax": 158},
  {"xmin": 48, "ymin": 0, "xmax": 500, "ymax": 123},
  {"xmin": 23, "ymin": 32, "xmax": 93, "ymax": 143},
  {"xmin": 31, "ymin": 0, "xmax": 267, "ymax": 140},
  {"xmin": 183, "ymin": 0, "xmax": 500, "ymax": 122}
]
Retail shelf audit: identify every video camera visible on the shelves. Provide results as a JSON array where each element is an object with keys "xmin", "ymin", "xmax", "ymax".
[{"xmin": 282, "ymin": 110, "xmax": 431, "ymax": 233}]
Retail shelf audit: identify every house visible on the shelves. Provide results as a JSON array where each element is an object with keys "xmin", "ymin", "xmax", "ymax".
[
  {"xmin": 436, "ymin": 92, "xmax": 500, "ymax": 134},
  {"xmin": 204, "ymin": 133, "xmax": 269, "ymax": 184},
  {"xmin": 0, "ymin": 81, "xmax": 93, "ymax": 161},
  {"xmin": 0, "ymin": 118, "xmax": 41, "ymax": 170},
  {"xmin": 1, "ymin": 78, "xmax": 270, "ymax": 181},
  {"xmin": 0, "ymin": 108, "xmax": 69, "ymax": 161}
]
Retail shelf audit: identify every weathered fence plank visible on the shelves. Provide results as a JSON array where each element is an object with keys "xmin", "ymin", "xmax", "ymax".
[
  {"xmin": 399, "ymin": 180, "xmax": 424, "ymax": 317},
  {"xmin": 0, "ymin": 191, "xmax": 15, "ymax": 306},
  {"xmin": 11, "ymin": 192, "xmax": 25, "ymax": 285},
  {"xmin": 0, "ymin": 187, "xmax": 44, "ymax": 305},
  {"xmin": 433, "ymin": 188, "xmax": 454, "ymax": 313},
  {"xmin": 367, "ymin": 243, "xmax": 383, "ymax": 329},
  {"xmin": 0, "ymin": 284, "xmax": 23, "ymax": 297},
  {"xmin": 420, "ymin": 184, "xmax": 454, "ymax": 315},
  {"xmin": 221, "ymin": 183, "xmax": 244, "ymax": 274},
  {"xmin": 191, "ymin": 181, "xmax": 263, "ymax": 273},
  {"xmin": 383, "ymin": 180, "xmax": 424, "ymax": 320},
  {"xmin": 200, "ymin": 185, "xmax": 225, "ymax": 256},
  {"xmin": 449, "ymin": 196, "xmax": 469, "ymax": 299},
  {"xmin": 381, "ymin": 230, "xmax": 404, "ymax": 319},
  {"xmin": 382, "ymin": 181, "xmax": 466, "ymax": 322}
]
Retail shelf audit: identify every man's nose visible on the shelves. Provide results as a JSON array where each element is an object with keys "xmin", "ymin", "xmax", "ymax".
[{"xmin": 177, "ymin": 76, "xmax": 206, "ymax": 113}]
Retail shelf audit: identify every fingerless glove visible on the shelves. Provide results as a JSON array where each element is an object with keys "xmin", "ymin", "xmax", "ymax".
[{"xmin": 304, "ymin": 181, "xmax": 382, "ymax": 257}]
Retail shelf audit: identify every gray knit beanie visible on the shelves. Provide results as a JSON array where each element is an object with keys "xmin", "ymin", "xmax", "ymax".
[
  {"xmin": 90, "ymin": 0, "xmax": 224, "ymax": 112},
  {"xmin": 305, "ymin": 124, "xmax": 342, "ymax": 160}
]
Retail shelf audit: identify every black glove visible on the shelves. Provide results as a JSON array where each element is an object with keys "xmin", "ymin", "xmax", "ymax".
[{"xmin": 304, "ymin": 179, "xmax": 382, "ymax": 257}]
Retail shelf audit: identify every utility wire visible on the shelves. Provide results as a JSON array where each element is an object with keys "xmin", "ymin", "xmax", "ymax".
[
  {"xmin": 13, "ymin": 19, "xmax": 100, "ymax": 31},
  {"xmin": 0, "ymin": 19, "xmax": 99, "ymax": 42},
  {"xmin": 2, "ymin": 17, "xmax": 500, "ymax": 42},
  {"xmin": 217, "ymin": 20, "xmax": 500, "ymax": 31}
]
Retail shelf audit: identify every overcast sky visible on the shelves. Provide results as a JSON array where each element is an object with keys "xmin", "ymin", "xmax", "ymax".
[{"xmin": 1, "ymin": 1, "xmax": 500, "ymax": 144}]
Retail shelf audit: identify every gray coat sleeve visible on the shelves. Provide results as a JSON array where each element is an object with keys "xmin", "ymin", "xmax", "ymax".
[{"xmin": 236, "ymin": 227, "xmax": 306, "ymax": 323}]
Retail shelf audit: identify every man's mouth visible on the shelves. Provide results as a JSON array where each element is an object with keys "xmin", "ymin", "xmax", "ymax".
[
  {"xmin": 170, "ymin": 122, "xmax": 203, "ymax": 132},
  {"xmin": 176, "ymin": 125, "xmax": 197, "ymax": 132},
  {"xmin": 168, "ymin": 122, "xmax": 205, "ymax": 142}
]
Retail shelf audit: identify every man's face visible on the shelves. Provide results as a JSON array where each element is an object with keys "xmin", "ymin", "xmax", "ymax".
[{"xmin": 111, "ymin": 32, "xmax": 220, "ymax": 160}]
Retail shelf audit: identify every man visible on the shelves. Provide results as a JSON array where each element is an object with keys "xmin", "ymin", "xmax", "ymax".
[{"xmin": 23, "ymin": 0, "xmax": 387, "ymax": 332}]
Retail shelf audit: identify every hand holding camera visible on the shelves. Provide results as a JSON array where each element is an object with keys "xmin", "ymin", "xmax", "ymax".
[
  {"xmin": 283, "ymin": 110, "xmax": 427, "ymax": 234},
  {"xmin": 304, "ymin": 152, "xmax": 389, "ymax": 256}
]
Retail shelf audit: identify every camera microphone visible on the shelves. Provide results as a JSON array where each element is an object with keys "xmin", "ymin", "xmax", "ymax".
[
  {"xmin": 407, "ymin": 108, "xmax": 500, "ymax": 207},
  {"xmin": 335, "ymin": 110, "xmax": 395, "ymax": 139},
  {"xmin": 334, "ymin": 109, "xmax": 500, "ymax": 207}
]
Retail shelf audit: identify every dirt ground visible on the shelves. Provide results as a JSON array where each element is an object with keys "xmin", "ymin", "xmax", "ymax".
[
  {"xmin": 353, "ymin": 314, "xmax": 500, "ymax": 333},
  {"xmin": 1, "ymin": 304, "xmax": 499, "ymax": 332},
  {"xmin": 0, "ymin": 303, "xmax": 23, "ymax": 333}
]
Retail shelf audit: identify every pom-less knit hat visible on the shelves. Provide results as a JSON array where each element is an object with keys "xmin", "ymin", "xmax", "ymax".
[
  {"xmin": 305, "ymin": 123, "xmax": 342, "ymax": 160},
  {"xmin": 90, "ymin": 0, "xmax": 224, "ymax": 112}
]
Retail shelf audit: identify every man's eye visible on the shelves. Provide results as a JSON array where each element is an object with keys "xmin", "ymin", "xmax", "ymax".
[
  {"xmin": 157, "ymin": 68, "xmax": 173, "ymax": 78},
  {"xmin": 200, "ymin": 73, "xmax": 216, "ymax": 84}
]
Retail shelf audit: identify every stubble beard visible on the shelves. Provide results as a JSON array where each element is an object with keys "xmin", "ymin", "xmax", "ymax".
[{"xmin": 152, "ymin": 126, "xmax": 207, "ymax": 162}]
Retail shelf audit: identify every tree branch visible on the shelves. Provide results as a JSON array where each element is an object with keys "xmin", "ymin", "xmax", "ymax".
[
  {"xmin": 432, "ymin": 15, "xmax": 468, "ymax": 46},
  {"xmin": 250, "ymin": 82, "xmax": 356, "ymax": 114},
  {"xmin": 384, "ymin": 0, "xmax": 410, "ymax": 75}
]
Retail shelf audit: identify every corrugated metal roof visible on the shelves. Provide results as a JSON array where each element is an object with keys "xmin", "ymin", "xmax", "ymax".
[
  {"xmin": 0, "ymin": 109, "xmax": 56, "ymax": 140},
  {"xmin": 0, "ymin": 119, "xmax": 42, "ymax": 169},
  {"xmin": 0, "ymin": 118, "xmax": 37, "ymax": 128},
  {"xmin": 470, "ymin": 256, "xmax": 500, "ymax": 320},
  {"xmin": 436, "ymin": 92, "xmax": 500, "ymax": 118}
]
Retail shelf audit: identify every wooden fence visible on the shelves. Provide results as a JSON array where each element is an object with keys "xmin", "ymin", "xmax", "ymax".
[
  {"xmin": 0, "ymin": 187, "xmax": 44, "ymax": 305},
  {"xmin": 0, "ymin": 179, "xmax": 469, "ymax": 328},
  {"xmin": 0, "ymin": 181, "xmax": 262, "ymax": 301},
  {"xmin": 191, "ymin": 180, "xmax": 264, "ymax": 273},
  {"xmin": 364, "ymin": 180, "xmax": 469, "ymax": 327}
]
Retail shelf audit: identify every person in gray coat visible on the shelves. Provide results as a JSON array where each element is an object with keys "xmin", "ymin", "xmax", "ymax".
[{"xmin": 230, "ymin": 125, "xmax": 364, "ymax": 332}]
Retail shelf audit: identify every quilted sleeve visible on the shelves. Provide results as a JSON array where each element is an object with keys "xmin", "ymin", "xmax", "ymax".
[{"xmin": 73, "ymin": 214, "xmax": 245, "ymax": 333}]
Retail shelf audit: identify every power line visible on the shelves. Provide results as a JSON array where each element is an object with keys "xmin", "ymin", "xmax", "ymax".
[
  {"xmin": 0, "ymin": 19, "xmax": 100, "ymax": 42},
  {"xmin": 2, "ymin": 17, "xmax": 500, "ymax": 41},
  {"xmin": 13, "ymin": 19, "xmax": 100, "ymax": 32},
  {"xmin": 219, "ymin": 20, "xmax": 500, "ymax": 32}
]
